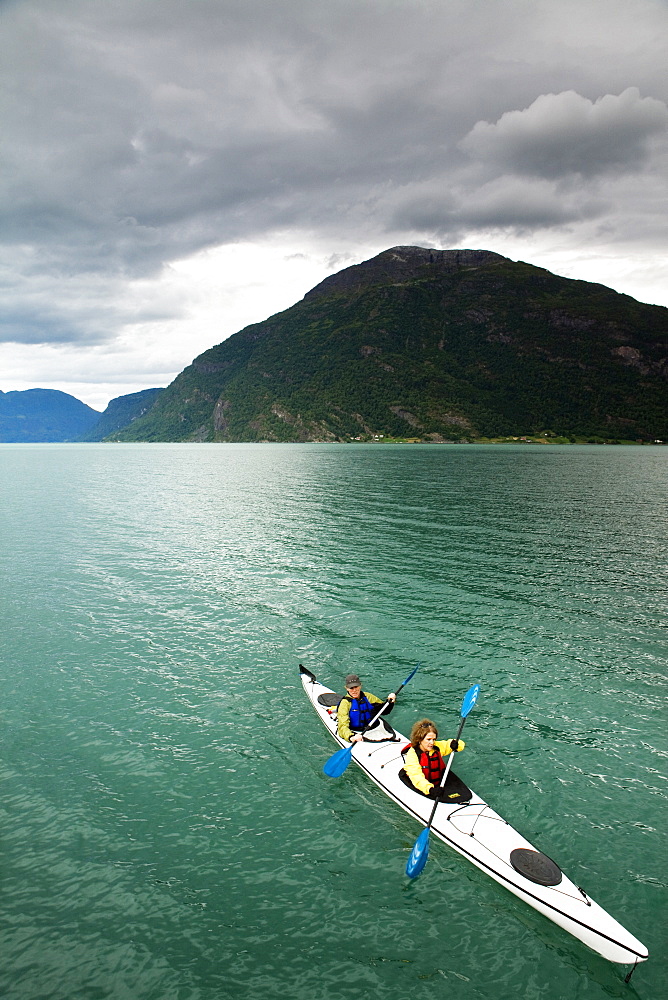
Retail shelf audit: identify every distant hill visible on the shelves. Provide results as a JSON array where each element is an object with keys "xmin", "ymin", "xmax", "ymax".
[
  {"xmin": 0, "ymin": 389, "xmax": 100, "ymax": 442},
  {"xmin": 79, "ymin": 388, "xmax": 164, "ymax": 441},
  {"xmin": 106, "ymin": 246, "xmax": 666, "ymax": 443}
]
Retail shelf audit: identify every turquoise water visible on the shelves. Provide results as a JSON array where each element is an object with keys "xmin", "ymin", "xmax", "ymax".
[{"xmin": 1, "ymin": 443, "xmax": 666, "ymax": 1000}]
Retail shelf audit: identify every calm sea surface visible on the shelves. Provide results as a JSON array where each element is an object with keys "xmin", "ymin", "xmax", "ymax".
[{"xmin": 1, "ymin": 443, "xmax": 666, "ymax": 1000}]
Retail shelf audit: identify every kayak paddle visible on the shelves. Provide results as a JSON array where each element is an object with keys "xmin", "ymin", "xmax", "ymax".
[
  {"xmin": 405, "ymin": 682, "xmax": 481, "ymax": 879},
  {"xmin": 323, "ymin": 663, "xmax": 420, "ymax": 778}
]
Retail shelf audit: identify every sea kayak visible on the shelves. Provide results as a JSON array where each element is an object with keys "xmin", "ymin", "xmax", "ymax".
[{"xmin": 299, "ymin": 664, "xmax": 648, "ymax": 968}]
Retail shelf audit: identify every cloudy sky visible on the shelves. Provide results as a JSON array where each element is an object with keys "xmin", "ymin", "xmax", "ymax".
[{"xmin": 2, "ymin": 0, "xmax": 667, "ymax": 411}]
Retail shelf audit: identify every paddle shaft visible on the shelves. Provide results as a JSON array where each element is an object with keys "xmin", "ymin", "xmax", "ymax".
[{"xmin": 424, "ymin": 711, "xmax": 469, "ymax": 828}]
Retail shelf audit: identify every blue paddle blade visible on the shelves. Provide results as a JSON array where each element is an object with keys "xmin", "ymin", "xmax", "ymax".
[
  {"xmin": 406, "ymin": 827, "xmax": 430, "ymax": 878},
  {"xmin": 323, "ymin": 744, "xmax": 353, "ymax": 778},
  {"xmin": 402, "ymin": 663, "xmax": 420, "ymax": 686},
  {"xmin": 461, "ymin": 683, "xmax": 481, "ymax": 718}
]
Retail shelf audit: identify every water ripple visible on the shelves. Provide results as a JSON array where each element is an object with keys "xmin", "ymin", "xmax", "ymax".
[{"xmin": 1, "ymin": 443, "xmax": 665, "ymax": 1000}]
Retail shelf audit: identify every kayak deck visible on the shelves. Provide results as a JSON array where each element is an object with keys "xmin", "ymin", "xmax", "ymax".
[{"xmin": 300, "ymin": 665, "xmax": 648, "ymax": 967}]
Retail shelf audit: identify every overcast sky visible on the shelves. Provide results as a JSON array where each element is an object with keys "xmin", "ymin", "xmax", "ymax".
[{"xmin": 2, "ymin": 0, "xmax": 667, "ymax": 411}]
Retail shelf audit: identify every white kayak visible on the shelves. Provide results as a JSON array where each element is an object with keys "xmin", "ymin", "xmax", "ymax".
[{"xmin": 299, "ymin": 664, "xmax": 648, "ymax": 968}]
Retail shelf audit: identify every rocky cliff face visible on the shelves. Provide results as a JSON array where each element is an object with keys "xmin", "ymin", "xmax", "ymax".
[{"xmin": 303, "ymin": 246, "xmax": 508, "ymax": 302}]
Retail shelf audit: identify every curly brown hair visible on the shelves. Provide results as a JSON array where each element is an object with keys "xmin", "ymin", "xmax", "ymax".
[{"xmin": 409, "ymin": 718, "xmax": 438, "ymax": 747}]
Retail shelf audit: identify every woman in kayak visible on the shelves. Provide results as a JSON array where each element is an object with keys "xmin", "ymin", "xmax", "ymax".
[
  {"xmin": 399, "ymin": 718, "xmax": 465, "ymax": 798},
  {"xmin": 337, "ymin": 673, "xmax": 396, "ymax": 743}
]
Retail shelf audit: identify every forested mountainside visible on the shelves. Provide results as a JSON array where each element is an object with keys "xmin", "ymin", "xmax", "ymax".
[
  {"xmin": 111, "ymin": 246, "xmax": 668, "ymax": 443},
  {"xmin": 79, "ymin": 388, "xmax": 164, "ymax": 441}
]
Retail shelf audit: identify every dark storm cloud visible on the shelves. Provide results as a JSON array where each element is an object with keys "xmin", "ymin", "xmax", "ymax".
[
  {"xmin": 0, "ymin": 307, "xmax": 98, "ymax": 347},
  {"xmin": 1, "ymin": 0, "xmax": 667, "ymax": 347},
  {"xmin": 391, "ymin": 178, "xmax": 609, "ymax": 238},
  {"xmin": 0, "ymin": 270, "xmax": 185, "ymax": 346}
]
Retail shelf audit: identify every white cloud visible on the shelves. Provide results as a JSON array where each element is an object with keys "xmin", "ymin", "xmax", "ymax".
[{"xmin": 460, "ymin": 88, "xmax": 668, "ymax": 178}]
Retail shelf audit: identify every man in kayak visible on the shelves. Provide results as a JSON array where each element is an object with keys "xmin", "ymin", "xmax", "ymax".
[
  {"xmin": 337, "ymin": 673, "xmax": 396, "ymax": 743},
  {"xmin": 399, "ymin": 718, "xmax": 465, "ymax": 798}
]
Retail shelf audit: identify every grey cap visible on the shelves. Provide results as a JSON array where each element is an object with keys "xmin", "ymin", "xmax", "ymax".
[{"xmin": 345, "ymin": 673, "xmax": 362, "ymax": 688}]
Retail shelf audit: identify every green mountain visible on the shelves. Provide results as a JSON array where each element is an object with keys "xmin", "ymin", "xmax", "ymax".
[
  {"xmin": 79, "ymin": 388, "xmax": 164, "ymax": 441},
  {"xmin": 113, "ymin": 247, "xmax": 668, "ymax": 443},
  {"xmin": 0, "ymin": 388, "xmax": 100, "ymax": 442}
]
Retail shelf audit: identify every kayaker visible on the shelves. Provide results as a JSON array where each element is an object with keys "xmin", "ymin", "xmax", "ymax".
[
  {"xmin": 399, "ymin": 718, "xmax": 465, "ymax": 798},
  {"xmin": 337, "ymin": 673, "xmax": 396, "ymax": 743}
]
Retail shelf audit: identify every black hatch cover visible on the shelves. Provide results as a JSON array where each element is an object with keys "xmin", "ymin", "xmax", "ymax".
[
  {"xmin": 510, "ymin": 848, "xmax": 563, "ymax": 886},
  {"xmin": 317, "ymin": 693, "xmax": 341, "ymax": 707}
]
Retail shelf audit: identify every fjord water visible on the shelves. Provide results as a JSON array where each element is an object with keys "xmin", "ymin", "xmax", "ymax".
[{"xmin": 1, "ymin": 443, "xmax": 665, "ymax": 1000}]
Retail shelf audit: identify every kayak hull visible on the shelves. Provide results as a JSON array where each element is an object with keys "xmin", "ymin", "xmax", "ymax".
[{"xmin": 300, "ymin": 665, "xmax": 648, "ymax": 967}]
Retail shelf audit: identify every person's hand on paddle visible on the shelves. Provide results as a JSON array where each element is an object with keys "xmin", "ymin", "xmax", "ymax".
[
  {"xmin": 350, "ymin": 691, "xmax": 394, "ymax": 742},
  {"xmin": 427, "ymin": 783, "xmax": 452, "ymax": 801},
  {"xmin": 382, "ymin": 692, "xmax": 397, "ymax": 711}
]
